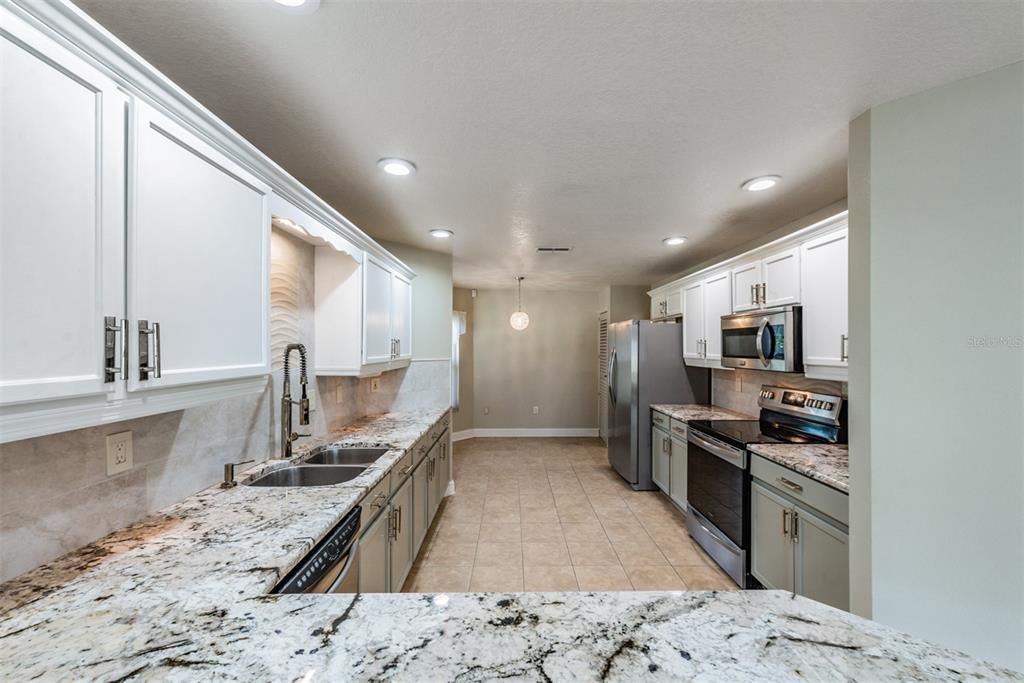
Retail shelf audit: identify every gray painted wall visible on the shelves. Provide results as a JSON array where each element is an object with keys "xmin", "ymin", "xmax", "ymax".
[
  {"xmin": 465, "ymin": 288, "xmax": 600, "ymax": 430},
  {"xmin": 849, "ymin": 62, "xmax": 1023, "ymax": 670}
]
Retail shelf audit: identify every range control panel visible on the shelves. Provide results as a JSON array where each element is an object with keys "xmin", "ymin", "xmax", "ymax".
[{"xmin": 758, "ymin": 386, "xmax": 843, "ymax": 424}]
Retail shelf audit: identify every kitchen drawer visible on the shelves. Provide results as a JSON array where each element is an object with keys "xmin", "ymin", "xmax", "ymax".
[
  {"xmin": 670, "ymin": 419, "xmax": 688, "ymax": 439},
  {"xmin": 652, "ymin": 410, "xmax": 669, "ymax": 429},
  {"xmin": 391, "ymin": 450, "xmax": 415, "ymax": 493},
  {"xmin": 359, "ymin": 474, "xmax": 390, "ymax": 532},
  {"xmin": 752, "ymin": 455, "xmax": 848, "ymax": 526}
]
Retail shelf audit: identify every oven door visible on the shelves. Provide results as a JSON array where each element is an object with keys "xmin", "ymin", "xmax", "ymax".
[
  {"xmin": 686, "ymin": 429, "xmax": 747, "ymax": 549},
  {"xmin": 720, "ymin": 307, "xmax": 800, "ymax": 372}
]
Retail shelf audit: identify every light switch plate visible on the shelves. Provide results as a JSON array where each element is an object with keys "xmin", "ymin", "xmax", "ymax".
[
  {"xmin": 106, "ymin": 431, "xmax": 133, "ymax": 476},
  {"xmin": 532, "ymin": 406, "xmax": 540, "ymax": 414}
]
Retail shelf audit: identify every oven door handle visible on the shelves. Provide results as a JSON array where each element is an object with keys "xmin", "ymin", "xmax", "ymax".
[
  {"xmin": 688, "ymin": 506, "xmax": 742, "ymax": 556},
  {"xmin": 755, "ymin": 318, "xmax": 771, "ymax": 368},
  {"xmin": 325, "ymin": 539, "xmax": 359, "ymax": 593},
  {"xmin": 687, "ymin": 431, "xmax": 746, "ymax": 468}
]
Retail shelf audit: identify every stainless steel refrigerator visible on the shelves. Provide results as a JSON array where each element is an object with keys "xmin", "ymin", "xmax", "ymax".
[{"xmin": 607, "ymin": 320, "xmax": 710, "ymax": 490}]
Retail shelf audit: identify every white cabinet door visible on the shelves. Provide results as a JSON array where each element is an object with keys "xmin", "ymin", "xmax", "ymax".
[
  {"xmin": 358, "ymin": 507, "xmax": 390, "ymax": 593},
  {"xmin": 801, "ymin": 228, "xmax": 849, "ymax": 372},
  {"xmin": 389, "ymin": 477, "xmax": 413, "ymax": 592},
  {"xmin": 650, "ymin": 295, "xmax": 666, "ymax": 319},
  {"xmin": 391, "ymin": 272, "xmax": 412, "ymax": 360},
  {"xmin": 664, "ymin": 289, "xmax": 682, "ymax": 317},
  {"xmin": 681, "ymin": 281, "xmax": 704, "ymax": 362},
  {"xmin": 731, "ymin": 260, "xmax": 762, "ymax": 313},
  {"xmin": 428, "ymin": 446, "xmax": 443, "ymax": 522},
  {"xmin": 651, "ymin": 427, "xmax": 670, "ymax": 492},
  {"xmin": 669, "ymin": 434, "xmax": 687, "ymax": 510},
  {"xmin": 702, "ymin": 271, "xmax": 731, "ymax": 364},
  {"xmin": 362, "ymin": 255, "xmax": 392, "ymax": 365},
  {"xmin": 129, "ymin": 102, "xmax": 270, "ymax": 391},
  {"xmin": 794, "ymin": 504, "xmax": 849, "ymax": 611},
  {"xmin": 762, "ymin": 247, "xmax": 801, "ymax": 307},
  {"xmin": 751, "ymin": 481, "xmax": 795, "ymax": 591},
  {"xmin": 1, "ymin": 10, "xmax": 126, "ymax": 404}
]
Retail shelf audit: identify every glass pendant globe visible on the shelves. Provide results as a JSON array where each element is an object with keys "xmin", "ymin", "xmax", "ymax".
[{"xmin": 509, "ymin": 311, "xmax": 530, "ymax": 331}]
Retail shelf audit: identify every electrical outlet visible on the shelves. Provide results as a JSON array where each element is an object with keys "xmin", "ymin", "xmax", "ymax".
[
  {"xmin": 370, "ymin": 378, "xmax": 381, "ymax": 393},
  {"xmin": 106, "ymin": 431, "xmax": 133, "ymax": 476},
  {"xmin": 532, "ymin": 406, "xmax": 540, "ymax": 414},
  {"xmin": 483, "ymin": 407, "xmax": 490, "ymax": 415}
]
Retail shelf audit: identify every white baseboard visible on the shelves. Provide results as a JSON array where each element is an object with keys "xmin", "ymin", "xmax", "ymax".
[{"xmin": 452, "ymin": 428, "xmax": 599, "ymax": 442}]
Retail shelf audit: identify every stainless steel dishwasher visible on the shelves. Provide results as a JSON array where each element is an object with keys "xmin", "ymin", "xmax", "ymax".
[{"xmin": 273, "ymin": 506, "xmax": 361, "ymax": 594}]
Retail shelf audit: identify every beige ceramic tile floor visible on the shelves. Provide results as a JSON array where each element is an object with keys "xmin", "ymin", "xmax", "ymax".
[{"xmin": 403, "ymin": 437, "xmax": 738, "ymax": 593}]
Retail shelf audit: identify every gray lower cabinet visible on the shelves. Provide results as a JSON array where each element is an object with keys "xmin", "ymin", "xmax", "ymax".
[
  {"xmin": 358, "ymin": 507, "xmax": 389, "ymax": 593},
  {"xmin": 751, "ymin": 481, "xmax": 795, "ymax": 590},
  {"xmin": 412, "ymin": 455, "xmax": 429, "ymax": 557},
  {"xmin": 651, "ymin": 425, "xmax": 671, "ymax": 491},
  {"xmin": 388, "ymin": 476, "xmax": 414, "ymax": 593},
  {"xmin": 750, "ymin": 478, "xmax": 849, "ymax": 610},
  {"xmin": 669, "ymin": 433, "xmax": 687, "ymax": 510},
  {"xmin": 794, "ymin": 504, "xmax": 850, "ymax": 610}
]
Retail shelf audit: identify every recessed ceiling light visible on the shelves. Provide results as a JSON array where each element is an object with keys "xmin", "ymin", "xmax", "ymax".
[
  {"xmin": 430, "ymin": 228, "xmax": 453, "ymax": 238},
  {"xmin": 741, "ymin": 175, "xmax": 781, "ymax": 192},
  {"xmin": 663, "ymin": 236, "xmax": 688, "ymax": 246},
  {"xmin": 378, "ymin": 158, "xmax": 416, "ymax": 177}
]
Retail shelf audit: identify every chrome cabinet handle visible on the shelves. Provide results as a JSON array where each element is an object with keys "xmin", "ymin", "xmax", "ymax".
[
  {"xmin": 791, "ymin": 510, "xmax": 799, "ymax": 543},
  {"xmin": 104, "ymin": 316, "xmax": 128, "ymax": 382},
  {"xmin": 400, "ymin": 463, "xmax": 414, "ymax": 476},
  {"xmin": 138, "ymin": 320, "xmax": 162, "ymax": 380},
  {"xmin": 782, "ymin": 509, "xmax": 790, "ymax": 537},
  {"xmin": 777, "ymin": 477, "xmax": 804, "ymax": 494},
  {"xmin": 841, "ymin": 334, "xmax": 849, "ymax": 362},
  {"xmin": 395, "ymin": 505, "xmax": 402, "ymax": 535},
  {"xmin": 760, "ymin": 282, "xmax": 767, "ymax": 304},
  {"xmin": 750, "ymin": 284, "xmax": 756, "ymax": 305}
]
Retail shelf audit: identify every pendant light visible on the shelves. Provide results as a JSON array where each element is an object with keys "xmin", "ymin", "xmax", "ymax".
[{"xmin": 509, "ymin": 276, "xmax": 530, "ymax": 331}]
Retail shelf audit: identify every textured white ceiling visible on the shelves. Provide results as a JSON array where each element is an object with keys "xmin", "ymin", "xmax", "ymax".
[{"xmin": 75, "ymin": 0, "xmax": 1023, "ymax": 289}]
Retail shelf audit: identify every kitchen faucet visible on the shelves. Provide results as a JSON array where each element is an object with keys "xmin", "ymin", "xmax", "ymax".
[{"xmin": 281, "ymin": 343, "xmax": 310, "ymax": 459}]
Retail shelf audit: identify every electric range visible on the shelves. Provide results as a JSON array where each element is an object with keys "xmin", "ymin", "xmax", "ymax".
[{"xmin": 684, "ymin": 385, "xmax": 846, "ymax": 588}]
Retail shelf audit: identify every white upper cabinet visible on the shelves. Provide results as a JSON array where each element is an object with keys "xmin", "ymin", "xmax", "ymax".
[
  {"xmin": 701, "ymin": 271, "xmax": 731, "ymax": 364},
  {"xmin": 681, "ymin": 281, "xmax": 704, "ymax": 362},
  {"xmin": 129, "ymin": 102, "xmax": 270, "ymax": 391},
  {"xmin": 650, "ymin": 288, "xmax": 681, "ymax": 319},
  {"xmin": 314, "ymin": 247, "xmax": 413, "ymax": 377},
  {"xmin": 761, "ymin": 246, "xmax": 801, "ymax": 307},
  {"xmin": 731, "ymin": 260, "xmax": 763, "ymax": 313},
  {"xmin": 390, "ymin": 272, "xmax": 412, "ymax": 361},
  {"xmin": 731, "ymin": 248, "xmax": 801, "ymax": 313},
  {"xmin": 1, "ymin": 9, "xmax": 126, "ymax": 406},
  {"xmin": 801, "ymin": 226, "xmax": 849, "ymax": 380},
  {"xmin": 363, "ymin": 255, "xmax": 394, "ymax": 365}
]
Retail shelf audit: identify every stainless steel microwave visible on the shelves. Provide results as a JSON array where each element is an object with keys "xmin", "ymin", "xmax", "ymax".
[{"xmin": 720, "ymin": 305, "xmax": 803, "ymax": 372}]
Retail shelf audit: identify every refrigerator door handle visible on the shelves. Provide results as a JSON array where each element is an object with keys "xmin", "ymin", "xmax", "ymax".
[{"xmin": 607, "ymin": 348, "xmax": 617, "ymax": 405}]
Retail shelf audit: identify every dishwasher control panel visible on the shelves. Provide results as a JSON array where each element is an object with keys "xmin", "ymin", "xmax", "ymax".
[{"xmin": 274, "ymin": 506, "xmax": 361, "ymax": 594}]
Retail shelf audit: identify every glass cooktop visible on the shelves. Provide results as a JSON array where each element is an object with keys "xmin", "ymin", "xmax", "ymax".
[{"xmin": 688, "ymin": 417, "xmax": 837, "ymax": 449}]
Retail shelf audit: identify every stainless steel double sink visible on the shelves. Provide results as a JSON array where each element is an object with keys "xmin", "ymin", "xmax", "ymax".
[{"xmin": 246, "ymin": 446, "xmax": 390, "ymax": 487}]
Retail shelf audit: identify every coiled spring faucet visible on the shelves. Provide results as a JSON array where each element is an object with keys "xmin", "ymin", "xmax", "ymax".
[{"xmin": 281, "ymin": 343, "xmax": 310, "ymax": 459}]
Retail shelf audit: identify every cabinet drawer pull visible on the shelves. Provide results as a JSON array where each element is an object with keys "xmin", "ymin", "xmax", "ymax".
[
  {"xmin": 104, "ymin": 316, "xmax": 128, "ymax": 382},
  {"xmin": 777, "ymin": 477, "xmax": 804, "ymax": 494},
  {"xmin": 840, "ymin": 334, "xmax": 849, "ymax": 362},
  {"xmin": 782, "ymin": 508, "xmax": 790, "ymax": 537},
  {"xmin": 400, "ymin": 464, "xmax": 414, "ymax": 476},
  {"xmin": 370, "ymin": 492, "xmax": 387, "ymax": 509}
]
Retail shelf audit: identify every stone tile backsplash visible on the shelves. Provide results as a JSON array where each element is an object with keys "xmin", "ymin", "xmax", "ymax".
[{"xmin": 711, "ymin": 368, "xmax": 847, "ymax": 417}]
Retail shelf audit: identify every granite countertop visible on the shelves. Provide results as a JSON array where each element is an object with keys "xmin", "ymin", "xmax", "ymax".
[
  {"xmin": 650, "ymin": 403, "xmax": 753, "ymax": 422},
  {"xmin": 0, "ymin": 408, "xmax": 1013, "ymax": 681},
  {"xmin": 748, "ymin": 443, "xmax": 850, "ymax": 494}
]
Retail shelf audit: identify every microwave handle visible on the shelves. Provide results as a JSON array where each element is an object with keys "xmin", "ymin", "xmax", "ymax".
[{"xmin": 755, "ymin": 318, "xmax": 771, "ymax": 368}]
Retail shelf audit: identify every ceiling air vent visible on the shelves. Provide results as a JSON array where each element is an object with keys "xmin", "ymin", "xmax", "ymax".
[{"xmin": 536, "ymin": 247, "xmax": 573, "ymax": 253}]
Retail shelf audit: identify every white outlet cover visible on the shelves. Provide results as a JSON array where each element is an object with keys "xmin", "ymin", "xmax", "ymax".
[
  {"xmin": 370, "ymin": 378, "xmax": 381, "ymax": 392},
  {"xmin": 106, "ymin": 431, "xmax": 133, "ymax": 476},
  {"xmin": 483, "ymin": 407, "xmax": 490, "ymax": 415},
  {"xmin": 532, "ymin": 406, "xmax": 540, "ymax": 414}
]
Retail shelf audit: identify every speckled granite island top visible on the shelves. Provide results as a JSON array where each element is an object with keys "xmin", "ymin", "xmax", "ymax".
[
  {"xmin": 650, "ymin": 403, "xmax": 753, "ymax": 422},
  {"xmin": 0, "ymin": 410, "xmax": 1015, "ymax": 681},
  {"xmin": 749, "ymin": 443, "xmax": 850, "ymax": 494}
]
